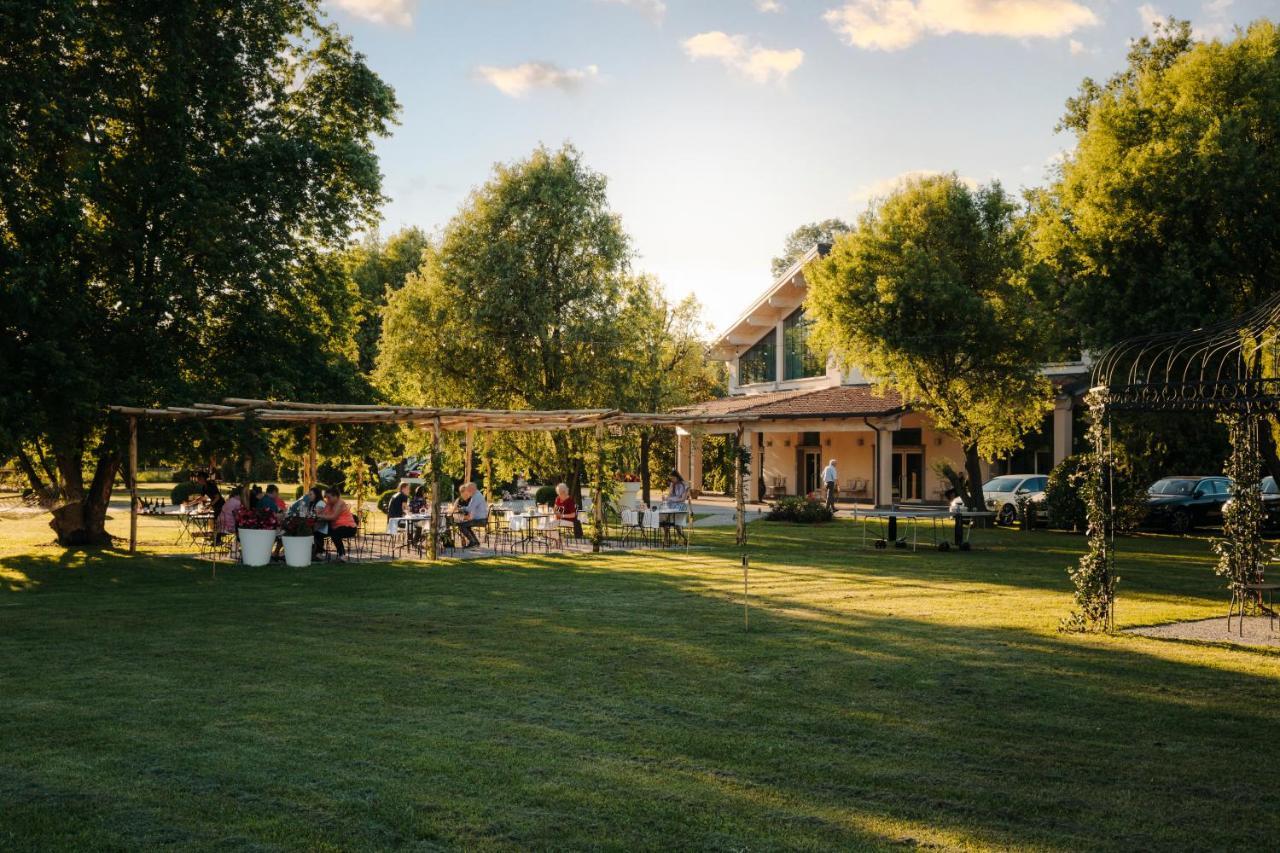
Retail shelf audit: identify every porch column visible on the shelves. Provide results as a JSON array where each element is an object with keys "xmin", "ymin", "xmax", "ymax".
[
  {"xmin": 875, "ymin": 427, "xmax": 895, "ymax": 508},
  {"xmin": 690, "ymin": 435, "xmax": 704, "ymax": 493},
  {"xmin": 676, "ymin": 433, "xmax": 691, "ymax": 481},
  {"xmin": 747, "ymin": 430, "xmax": 763, "ymax": 503},
  {"xmin": 1053, "ymin": 396, "xmax": 1074, "ymax": 465}
]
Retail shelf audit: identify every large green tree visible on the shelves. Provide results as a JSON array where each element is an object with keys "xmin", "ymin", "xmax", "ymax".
[
  {"xmin": 376, "ymin": 145, "xmax": 632, "ymax": 489},
  {"xmin": 806, "ymin": 174, "xmax": 1053, "ymax": 511},
  {"xmin": 771, "ymin": 218, "xmax": 851, "ymax": 278},
  {"xmin": 345, "ymin": 227, "xmax": 430, "ymax": 374},
  {"xmin": 0, "ymin": 0, "xmax": 397, "ymax": 544},
  {"xmin": 1031, "ymin": 18, "xmax": 1280, "ymax": 348}
]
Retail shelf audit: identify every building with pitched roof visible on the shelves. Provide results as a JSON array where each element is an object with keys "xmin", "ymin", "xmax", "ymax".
[{"xmin": 671, "ymin": 245, "xmax": 1089, "ymax": 506}]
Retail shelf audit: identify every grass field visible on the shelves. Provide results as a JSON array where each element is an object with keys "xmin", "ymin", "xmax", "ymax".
[{"xmin": 2, "ymin": 490, "xmax": 1278, "ymax": 850}]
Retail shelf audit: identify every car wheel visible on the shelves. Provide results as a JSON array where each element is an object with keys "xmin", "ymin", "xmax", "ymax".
[
  {"xmin": 998, "ymin": 504, "xmax": 1017, "ymax": 526},
  {"xmin": 1169, "ymin": 509, "xmax": 1193, "ymax": 534}
]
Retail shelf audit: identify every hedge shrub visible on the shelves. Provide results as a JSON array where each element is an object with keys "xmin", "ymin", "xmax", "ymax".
[
  {"xmin": 765, "ymin": 496, "xmax": 834, "ymax": 524},
  {"xmin": 534, "ymin": 485, "xmax": 558, "ymax": 506},
  {"xmin": 170, "ymin": 481, "xmax": 201, "ymax": 506}
]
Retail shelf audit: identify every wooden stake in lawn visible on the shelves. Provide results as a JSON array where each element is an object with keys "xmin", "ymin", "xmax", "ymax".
[
  {"xmin": 592, "ymin": 424, "xmax": 605, "ymax": 553},
  {"xmin": 742, "ymin": 554, "xmax": 750, "ymax": 631},
  {"xmin": 128, "ymin": 415, "xmax": 138, "ymax": 554},
  {"xmin": 429, "ymin": 417, "xmax": 441, "ymax": 561}
]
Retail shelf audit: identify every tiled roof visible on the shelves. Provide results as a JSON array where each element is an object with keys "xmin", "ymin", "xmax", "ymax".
[{"xmin": 673, "ymin": 385, "xmax": 903, "ymax": 420}]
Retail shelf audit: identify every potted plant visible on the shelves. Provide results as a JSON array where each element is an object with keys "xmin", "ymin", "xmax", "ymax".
[
  {"xmin": 235, "ymin": 506, "xmax": 278, "ymax": 567},
  {"xmin": 616, "ymin": 472, "xmax": 643, "ymax": 508},
  {"xmin": 281, "ymin": 515, "xmax": 317, "ymax": 567}
]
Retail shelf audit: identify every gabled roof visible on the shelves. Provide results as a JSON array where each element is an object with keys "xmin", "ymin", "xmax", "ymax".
[
  {"xmin": 709, "ymin": 243, "xmax": 829, "ymax": 357},
  {"xmin": 673, "ymin": 384, "xmax": 903, "ymax": 421}
]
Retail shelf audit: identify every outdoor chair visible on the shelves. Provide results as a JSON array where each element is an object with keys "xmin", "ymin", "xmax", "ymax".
[
  {"xmin": 619, "ymin": 508, "xmax": 643, "ymax": 548},
  {"xmin": 641, "ymin": 509, "xmax": 662, "ymax": 548}
]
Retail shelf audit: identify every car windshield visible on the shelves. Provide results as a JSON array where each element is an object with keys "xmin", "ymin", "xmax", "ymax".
[
  {"xmin": 1265, "ymin": 477, "xmax": 1278, "ymax": 495},
  {"xmin": 1149, "ymin": 478, "xmax": 1198, "ymax": 496},
  {"xmin": 983, "ymin": 476, "xmax": 1025, "ymax": 493}
]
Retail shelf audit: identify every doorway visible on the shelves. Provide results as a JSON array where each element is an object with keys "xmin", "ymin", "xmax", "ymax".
[
  {"xmin": 801, "ymin": 448, "xmax": 823, "ymax": 495},
  {"xmin": 892, "ymin": 451, "xmax": 924, "ymax": 502}
]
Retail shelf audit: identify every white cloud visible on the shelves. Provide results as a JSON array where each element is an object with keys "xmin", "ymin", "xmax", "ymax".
[
  {"xmin": 328, "ymin": 0, "xmax": 417, "ymax": 27},
  {"xmin": 596, "ymin": 0, "xmax": 667, "ymax": 22},
  {"xmin": 1137, "ymin": 3, "xmax": 1163, "ymax": 33},
  {"xmin": 1068, "ymin": 37, "xmax": 1095, "ymax": 55},
  {"xmin": 850, "ymin": 169, "xmax": 978, "ymax": 205},
  {"xmin": 823, "ymin": 0, "xmax": 1099, "ymax": 52},
  {"xmin": 1195, "ymin": 0, "xmax": 1235, "ymax": 40},
  {"xmin": 682, "ymin": 31, "xmax": 805, "ymax": 83},
  {"xmin": 474, "ymin": 62, "xmax": 600, "ymax": 98},
  {"xmin": 757, "ymin": 0, "xmax": 784, "ymax": 11}
]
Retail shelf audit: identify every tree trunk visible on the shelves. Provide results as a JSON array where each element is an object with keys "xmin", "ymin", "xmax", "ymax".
[
  {"xmin": 49, "ymin": 449, "xmax": 120, "ymax": 546},
  {"xmin": 14, "ymin": 447, "xmax": 47, "ymax": 492},
  {"xmin": 639, "ymin": 429, "xmax": 652, "ymax": 506},
  {"xmin": 962, "ymin": 444, "xmax": 985, "ymax": 513}
]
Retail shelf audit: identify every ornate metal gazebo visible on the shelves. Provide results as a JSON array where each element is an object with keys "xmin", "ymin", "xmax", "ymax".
[{"xmin": 1079, "ymin": 293, "xmax": 1280, "ymax": 630}]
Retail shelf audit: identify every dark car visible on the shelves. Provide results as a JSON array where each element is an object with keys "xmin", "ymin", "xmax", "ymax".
[
  {"xmin": 1144, "ymin": 476, "xmax": 1232, "ymax": 533},
  {"xmin": 1221, "ymin": 476, "xmax": 1280, "ymax": 528}
]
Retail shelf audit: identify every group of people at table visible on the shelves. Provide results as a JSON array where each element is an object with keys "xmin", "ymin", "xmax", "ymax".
[
  {"xmin": 186, "ymin": 467, "xmax": 692, "ymax": 560},
  {"xmin": 188, "ymin": 471, "xmax": 360, "ymax": 562}
]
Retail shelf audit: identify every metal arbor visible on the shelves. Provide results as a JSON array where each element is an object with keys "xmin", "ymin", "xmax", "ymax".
[{"xmin": 1083, "ymin": 291, "xmax": 1280, "ymax": 628}]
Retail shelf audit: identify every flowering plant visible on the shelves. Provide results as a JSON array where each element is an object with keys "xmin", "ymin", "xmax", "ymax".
[
  {"xmin": 281, "ymin": 514, "xmax": 317, "ymax": 537},
  {"xmin": 234, "ymin": 506, "xmax": 278, "ymax": 530},
  {"xmin": 614, "ymin": 472, "xmax": 640, "ymax": 483}
]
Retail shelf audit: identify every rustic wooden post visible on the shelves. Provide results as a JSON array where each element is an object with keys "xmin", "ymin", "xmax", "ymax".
[
  {"xmin": 429, "ymin": 417, "xmax": 441, "ymax": 561},
  {"xmin": 128, "ymin": 416, "xmax": 138, "ymax": 554},
  {"xmin": 735, "ymin": 424, "xmax": 746, "ymax": 547},
  {"xmin": 307, "ymin": 422, "xmax": 318, "ymax": 486},
  {"xmin": 464, "ymin": 425, "xmax": 473, "ymax": 484},
  {"xmin": 592, "ymin": 424, "xmax": 605, "ymax": 552}
]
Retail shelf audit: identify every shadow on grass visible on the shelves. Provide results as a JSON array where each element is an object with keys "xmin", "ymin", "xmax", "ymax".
[{"xmin": 1, "ymin": 537, "xmax": 1277, "ymax": 850}]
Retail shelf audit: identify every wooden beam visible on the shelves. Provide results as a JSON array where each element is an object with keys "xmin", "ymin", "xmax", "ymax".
[
  {"xmin": 307, "ymin": 422, "xmax": 318, "ymax": 487},
  {"xmin": 464, "ymin": 426, "xmax": 473, "ymax": 484},
  {"xmin": 429, "ymin": 417, "xmax": 440, "ymax": 561},
  {"xmin": 128, "ymin": 416, "xmax": 138, "ymax": 554}
]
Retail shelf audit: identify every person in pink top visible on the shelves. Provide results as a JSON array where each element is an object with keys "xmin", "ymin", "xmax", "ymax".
[
  {"xmin": 313, "ymin": 486, "xmax": 358, "ymax": 562},
  {"xmin": 216, "ymin": 489, "xmax": 244, "ymax": 544}
]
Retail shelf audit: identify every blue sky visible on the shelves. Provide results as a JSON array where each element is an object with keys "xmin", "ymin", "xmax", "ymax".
[{"xmin": 324, "ymin": 0, "xmax": 1273, "ymax": 333}]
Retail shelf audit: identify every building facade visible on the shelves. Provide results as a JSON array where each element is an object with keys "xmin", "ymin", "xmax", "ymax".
[{"xmin": 671, "ymin": 245, "xmax": 1089, "ymax": 506}]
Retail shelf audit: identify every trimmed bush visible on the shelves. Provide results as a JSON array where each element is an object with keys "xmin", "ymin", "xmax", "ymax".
[
  {"xmin": 534, "ymin": 485, "xmax": 558, "ymax": 506},
  {"xmin": 766, "ymin": 496, "xmax": 834, "ymax": 524},
  {"xmin": 377, "ymin": 489, "xmax": 397, "ymax": 514},
  {"xmin": 170, "ymin": 481, "xmax": 201, "ymax": 506},
  {"xmin": 1045, "ymin": 453, "xmax": 1147, "ymax": 532}
]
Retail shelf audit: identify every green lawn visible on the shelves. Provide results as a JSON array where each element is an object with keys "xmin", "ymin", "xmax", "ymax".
[{"xmin": 1, "ymin": 496, "xmax": 1278, "ymax": 850}]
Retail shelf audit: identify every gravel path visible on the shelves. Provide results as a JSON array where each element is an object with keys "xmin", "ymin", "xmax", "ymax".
[{"xmin": 1127, "ymin": 616, "xmax": 1280, "ymax": 648}]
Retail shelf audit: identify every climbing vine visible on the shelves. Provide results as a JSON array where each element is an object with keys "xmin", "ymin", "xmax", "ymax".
[
  {"xmin": 1213, "ymin": 414, "xmax": 1272, "ymax": 598},
  {"xmin": 1062, "ymin": 393, "xmax": 1118, "ymax": 632}
]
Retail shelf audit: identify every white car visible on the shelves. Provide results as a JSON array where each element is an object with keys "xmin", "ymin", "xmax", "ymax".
[{"xmin": 983, "ymin": 474, "xmax": 1049, "ymax": 526}]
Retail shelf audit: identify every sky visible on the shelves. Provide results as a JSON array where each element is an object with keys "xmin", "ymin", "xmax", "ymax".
[{"xmin": 322, "ymin": 0, "xmax": 1274, "ymax": 334}]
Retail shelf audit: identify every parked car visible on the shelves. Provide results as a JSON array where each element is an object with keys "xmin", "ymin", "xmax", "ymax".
[
  {"xmin": 1143, "ymin": 476, "xmax": 1231, "ymax": 533},
  {"xmin": 983, "ymin": 474, "xmax": 1049, "ymax": 526},
  {"xmin": 1219, "ymin": 476, "xmax": 1280, "ymax": 527}
]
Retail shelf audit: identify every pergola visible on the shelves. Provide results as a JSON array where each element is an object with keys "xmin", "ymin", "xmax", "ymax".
[
  {"xmin": 109, "ymin": 398, "xmax": 765, "ymax": 558},
  {"xmin": 1082, "ymin": 291, "xmax": 1280, "ymax": 629}
]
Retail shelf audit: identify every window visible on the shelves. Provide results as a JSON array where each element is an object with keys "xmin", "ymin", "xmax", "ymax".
[
  {"xmin": 893, "ymin": 428, "xmax": 923, "ymax": 447},
  {"xmin": 800, "ymin": 432, "xmax": 821, "ymax": 447},
  {"xmin": 783, "ymin": 308, "xmax": 825, "ymax": 380},
  {"xmin": 738, "ymin": 334, "xmax": 776, "ymax": 385}
]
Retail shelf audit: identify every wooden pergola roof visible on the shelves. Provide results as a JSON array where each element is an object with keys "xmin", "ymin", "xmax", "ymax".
[{"xmin": 107, "ymin": 398, "xmax": 762, "ymax": 430}]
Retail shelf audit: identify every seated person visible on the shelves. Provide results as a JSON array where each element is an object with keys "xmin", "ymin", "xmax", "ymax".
[
  {"xmin": 289, "ymin": 486, "xmax": 324, "ymax": 517},
  {"xmin": 666, "ymin": 470, "xmax": 690, "ymax": 509},
  {"xmin": 553, "ymin": 482, "xmax": 582, "ymax": 537},
  {"xmin": 386, "ymin": 482, "xmax": 410, "ymax": 534},
  {"xmin": 408, "ymin": 485, "xmax": 427, "ymax": 515},
  {"xmin": 216, "ymin": 488, "xmax": 243, "ymax": 544},
  {"xmin": 455, "ymin": 482, "xmax": 488, "ymax": 548},
  {"xmin": 258, "ymin": 484, "xmax": 285, "ymax": 514},
  {"xmin": 313, "ymin": 486, "xmax": 357, "ymax": 562}
]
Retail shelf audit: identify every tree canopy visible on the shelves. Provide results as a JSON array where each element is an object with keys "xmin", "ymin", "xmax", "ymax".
[
  {"xmin": 0, "ymin": 0, "xmax": 398, "ymax": 543},
  {"xmin": 805, "ymin": 174, "xmax": 1052, "ymax": 509},
  {"xmin": 1031, "ymin": 18, "xmax": 1280, "ymax": 350},
  {"xmin": 771, "ymin": 219, "xmax": 851, "ymax": 278}
]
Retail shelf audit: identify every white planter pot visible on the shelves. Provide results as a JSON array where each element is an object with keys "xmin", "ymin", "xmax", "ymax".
[
  {"xmin": 282, "ymin": 535, "xmax": 313, "ymax": 568},
  {"xmin": 621, "ymin": 482, "xmax": 643, "ymax": 508},
  {"xmin": 238, "ymin": 528, "xmax": 276, "ymax": 567}
]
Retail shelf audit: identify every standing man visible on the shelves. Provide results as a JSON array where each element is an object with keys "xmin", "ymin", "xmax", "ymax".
[
  {"xmin": 456, "ymin": 482, "xmax": 488, "ymax": 549},
  {"xmin": 822, "ymin": 458, "xmax": 839, "ymax": 512},
  {"xmin": 386, "ymin": 482, "xmax": 410, "ymax": 534}
]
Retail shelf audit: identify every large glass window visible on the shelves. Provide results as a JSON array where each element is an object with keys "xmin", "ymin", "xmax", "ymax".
[
  {"xmin": 738, "ymin": 334, "xmax": 776, "ymax": 385},
  {"xmin": 783, "ymin": 308, "xmax": 825, "ymax": 380}
]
